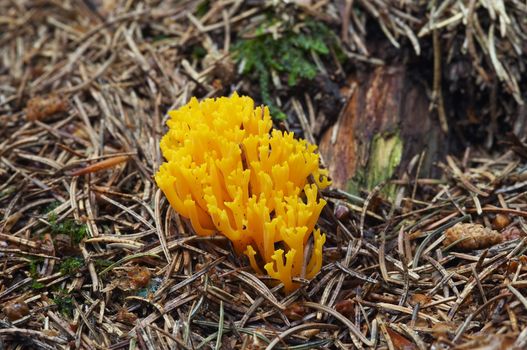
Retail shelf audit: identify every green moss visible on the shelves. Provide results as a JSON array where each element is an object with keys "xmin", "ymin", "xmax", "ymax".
[
  {"xmin": 31, "ymin": 281, "xmax": 45, "ymax": 290},
  {"xmin": 195, "ymin": 0, "xmax": 210, "ymax": 17},
  {"xmin": 366, "ymin": 131, "xmax": 403, "ymax": 198},
  {"xmin": 48, "ymin": 212, "xmax": 87, "ymax": 244},
  {"xmin": 28, "ymin": 258, "xmax": 46, "ymax": 290},
  {"xmin": 233, "ymin": 19, "xmax": 337, "ymax": 120},
  {"xmin": 93, "ymin": 259, "xmax": 113, "ymax": 270},
  {"xmin": 28, "ymin": 257, "xmax": 43, "ymax": 278},
  {"xmin": 44, "ymin": 201, "xmax": 60, "ymax": 214},
  {"xmin": 347, "ymin": 131, "xmax": 403, "ymax": 199},
  {"xmin": 59, "ymin": 257, "xmax": 84, "ymax": 275},
  {"xmin": 53, "ymin": 293, "xmax": 74, "ymax": 317},
  {"xmin": 191, "ymin": 44, "xmax": 207, "ymax": 61},
  {"xmin": 347, "ymin": 169, "xmax": 366, "ymax": 196}
]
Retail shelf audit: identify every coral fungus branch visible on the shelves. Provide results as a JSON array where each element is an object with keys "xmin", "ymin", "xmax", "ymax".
[{"xmin": 156, "ymin": 93, "xmax": 330, "ymax": 292}]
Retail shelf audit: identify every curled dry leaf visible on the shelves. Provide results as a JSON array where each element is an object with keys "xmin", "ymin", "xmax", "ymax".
[
  {"xmin": 283, "ymin": 302, "xmax": 306, "ymax": 320},
  {"xmin": 443, "ymin": 223, "xmax": 502, "ymax": 251},
  {"xmin": 25, "ymin": 95, "xmax": 68, "ymax": 121}
]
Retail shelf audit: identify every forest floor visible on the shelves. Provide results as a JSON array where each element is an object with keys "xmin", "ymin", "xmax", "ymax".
[{"xmin": 1, "ymin": 1, "xmax": 527, "ymax": 349}]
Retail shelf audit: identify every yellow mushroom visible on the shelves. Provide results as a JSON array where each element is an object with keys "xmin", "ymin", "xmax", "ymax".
[{"xmin": 155, "ymin": 93, "xmax": 330, "ymax": 293}]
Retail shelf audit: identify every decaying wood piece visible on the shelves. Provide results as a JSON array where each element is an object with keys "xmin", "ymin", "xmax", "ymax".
[{"xmin": 319, "ymin": 64, "xmax": 448, "ymax": 195}]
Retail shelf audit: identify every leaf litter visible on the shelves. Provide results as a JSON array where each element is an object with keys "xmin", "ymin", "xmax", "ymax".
[{"xmin": 1, "ymin": 1, "xmax": 527, "ymax": 349}]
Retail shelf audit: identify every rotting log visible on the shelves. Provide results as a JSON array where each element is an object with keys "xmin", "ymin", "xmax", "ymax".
[{"xmin": 319, "ymin": 64, "xmax": 449, "ymax": 197}]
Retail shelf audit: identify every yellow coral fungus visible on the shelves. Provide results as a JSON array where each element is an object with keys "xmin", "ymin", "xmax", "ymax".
[{"xmin": 156, "ymin": 93, "xmax": 330, "ymax": 293}]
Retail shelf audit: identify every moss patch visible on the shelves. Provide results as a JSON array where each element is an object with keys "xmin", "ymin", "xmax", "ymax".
[{"xmin": 347, "ymin": 131, "xmax": 403, "ymax": 199}]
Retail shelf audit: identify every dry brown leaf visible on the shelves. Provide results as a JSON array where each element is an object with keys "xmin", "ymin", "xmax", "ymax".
[
  {"xmin": 443, "ymin": 223, "xmax": 502, "ymax": 250},
  {"xmin": 408, "ymin": 293, "xmax": 432, "ymax": 306},
  {"xmin": 385, "ymin": 327, "xmax": 417, "ymax": 350},
  {"xmin": 116, "ymin": 266, "xmax": 152, "ymax": 291},
  {"xmin": 128, "ymin": 266, "xmax": 151, "ymax": 289}
]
